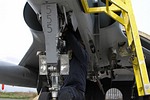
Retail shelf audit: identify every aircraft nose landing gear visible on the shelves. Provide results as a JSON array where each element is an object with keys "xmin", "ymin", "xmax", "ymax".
[{"xmin": 37, "ymin": 3, "xmax": 70, "ymax": 100}]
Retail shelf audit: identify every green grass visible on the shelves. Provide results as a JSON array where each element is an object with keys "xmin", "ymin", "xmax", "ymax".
[{"xmin": 0, "ymin": 92, "xmax": 37, "ymax": 99}]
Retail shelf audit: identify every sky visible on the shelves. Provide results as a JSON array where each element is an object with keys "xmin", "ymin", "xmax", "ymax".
[
  {"xmin": 0, "ymin": 0, "xmax": 34, "ymax": 92},
  {"xmin": 0, "ymin": 0, "xmax": 33, "ymax": 64},
  {"xmin": 132, "ymin": 0, "xmax": 150, "ymax": 34},
  {"xmin": 0, "ymin": 0, "xmax": 150, "ymax": 92},
  {"xmin": 0, "ymin": 84, "xmax": 36, "ymax": 92}
]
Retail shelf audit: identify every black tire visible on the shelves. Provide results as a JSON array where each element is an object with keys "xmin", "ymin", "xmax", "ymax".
[
  {"xmin": 142, "ymin": 95, "xmax": 150, "ymax": 100},
  {"xmin": 39, "ymin": 92, "xmax": 52, "ymax": 100},
  {"xmin": 37, "ymin": 75, "xmax": 50, "ymax": 94}
]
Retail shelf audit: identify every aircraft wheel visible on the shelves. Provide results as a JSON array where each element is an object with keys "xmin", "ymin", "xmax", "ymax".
[
  {"xmin": 142, "ymin": 95, "xmax": 150, "ymax": 100},
  {"xmin": 39, "ymin": 92, "xmax": 52, "ymax": 100},
  {"xmin": 37, "ymin": 75, "xmax": 49, "ymax": 94}
]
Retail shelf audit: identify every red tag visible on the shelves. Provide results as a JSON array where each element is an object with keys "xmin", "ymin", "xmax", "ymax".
[{"xmin": 2, "ymin": 84, "xmax": 4, "ymax": 90}]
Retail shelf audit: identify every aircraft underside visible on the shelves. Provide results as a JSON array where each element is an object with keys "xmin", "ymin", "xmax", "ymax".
[{"xmin": 0, "ymin": 0, "xmax": 150, "ymax": 100}]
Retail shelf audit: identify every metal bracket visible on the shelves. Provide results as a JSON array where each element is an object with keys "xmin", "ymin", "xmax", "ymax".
[
  {"xmin": 60, "ymin": 54, "xmax": 70, "ymax": 75},
  {"xmin": 39, "ymin": 54, "xmax": 48, "ymax": 75}
]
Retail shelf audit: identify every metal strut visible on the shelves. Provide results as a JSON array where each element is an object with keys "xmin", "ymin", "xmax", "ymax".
[
  {"xmin": 41, "ymin": 3, "xmax": 60, "ymax": 99},
  {"xmin": 40, "ymin": 3, "xmax": 70, "ymax": 100},
  {"xmin": 81, "ymin": 0, "xmax": 150, "ymax": 96}
]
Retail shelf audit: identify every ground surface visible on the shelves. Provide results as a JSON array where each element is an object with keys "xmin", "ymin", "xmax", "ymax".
[{"xmin": 0, "ymin": 92, "xmax": 37, "ymax": 100}]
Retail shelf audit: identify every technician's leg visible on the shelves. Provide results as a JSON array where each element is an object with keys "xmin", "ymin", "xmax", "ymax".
[{"xmin": 58, "ymin": 86, "xmax": 84, "ymax": 100}]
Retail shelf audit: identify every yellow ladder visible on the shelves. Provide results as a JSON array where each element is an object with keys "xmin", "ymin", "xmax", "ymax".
[{"xmin": 81, "ymin": 0, "xmax": 150, "ymax": 96}]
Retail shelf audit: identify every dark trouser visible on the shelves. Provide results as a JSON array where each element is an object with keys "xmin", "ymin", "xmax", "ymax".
[
  {"xmin": 58, "ymin": 59, "xmax": 86, "ymax": 100},
  {"xmin": 58, "ymin": 86, "xmax": 85, "ymax": 100},
  {"xmin": 58, "ymin": 30, "xmax": 88, "ymax": 100}
]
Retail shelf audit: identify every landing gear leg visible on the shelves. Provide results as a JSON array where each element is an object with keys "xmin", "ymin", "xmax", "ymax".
[
  {"xmin": 38, "ymin": 3, "xmax": 70, "ymax": 100},
  {"xmin": 38, "ymin": 3, "xmax": 61, "ymax": 100}
]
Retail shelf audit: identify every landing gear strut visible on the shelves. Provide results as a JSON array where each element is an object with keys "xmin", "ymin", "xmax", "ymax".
[{"xmin": 37, "ymin": 3, "xmax": 70, "ymax": 100}]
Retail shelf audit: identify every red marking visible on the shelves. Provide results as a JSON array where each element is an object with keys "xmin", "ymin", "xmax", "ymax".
[{"xmin": 2, "ymin": 84, "xmax": 4, "ymax": 90}]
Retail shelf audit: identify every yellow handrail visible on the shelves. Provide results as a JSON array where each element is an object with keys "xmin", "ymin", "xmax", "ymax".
[{"xmin": 81, "ymin": 0, "xmax": 150, "ymax": 96}]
